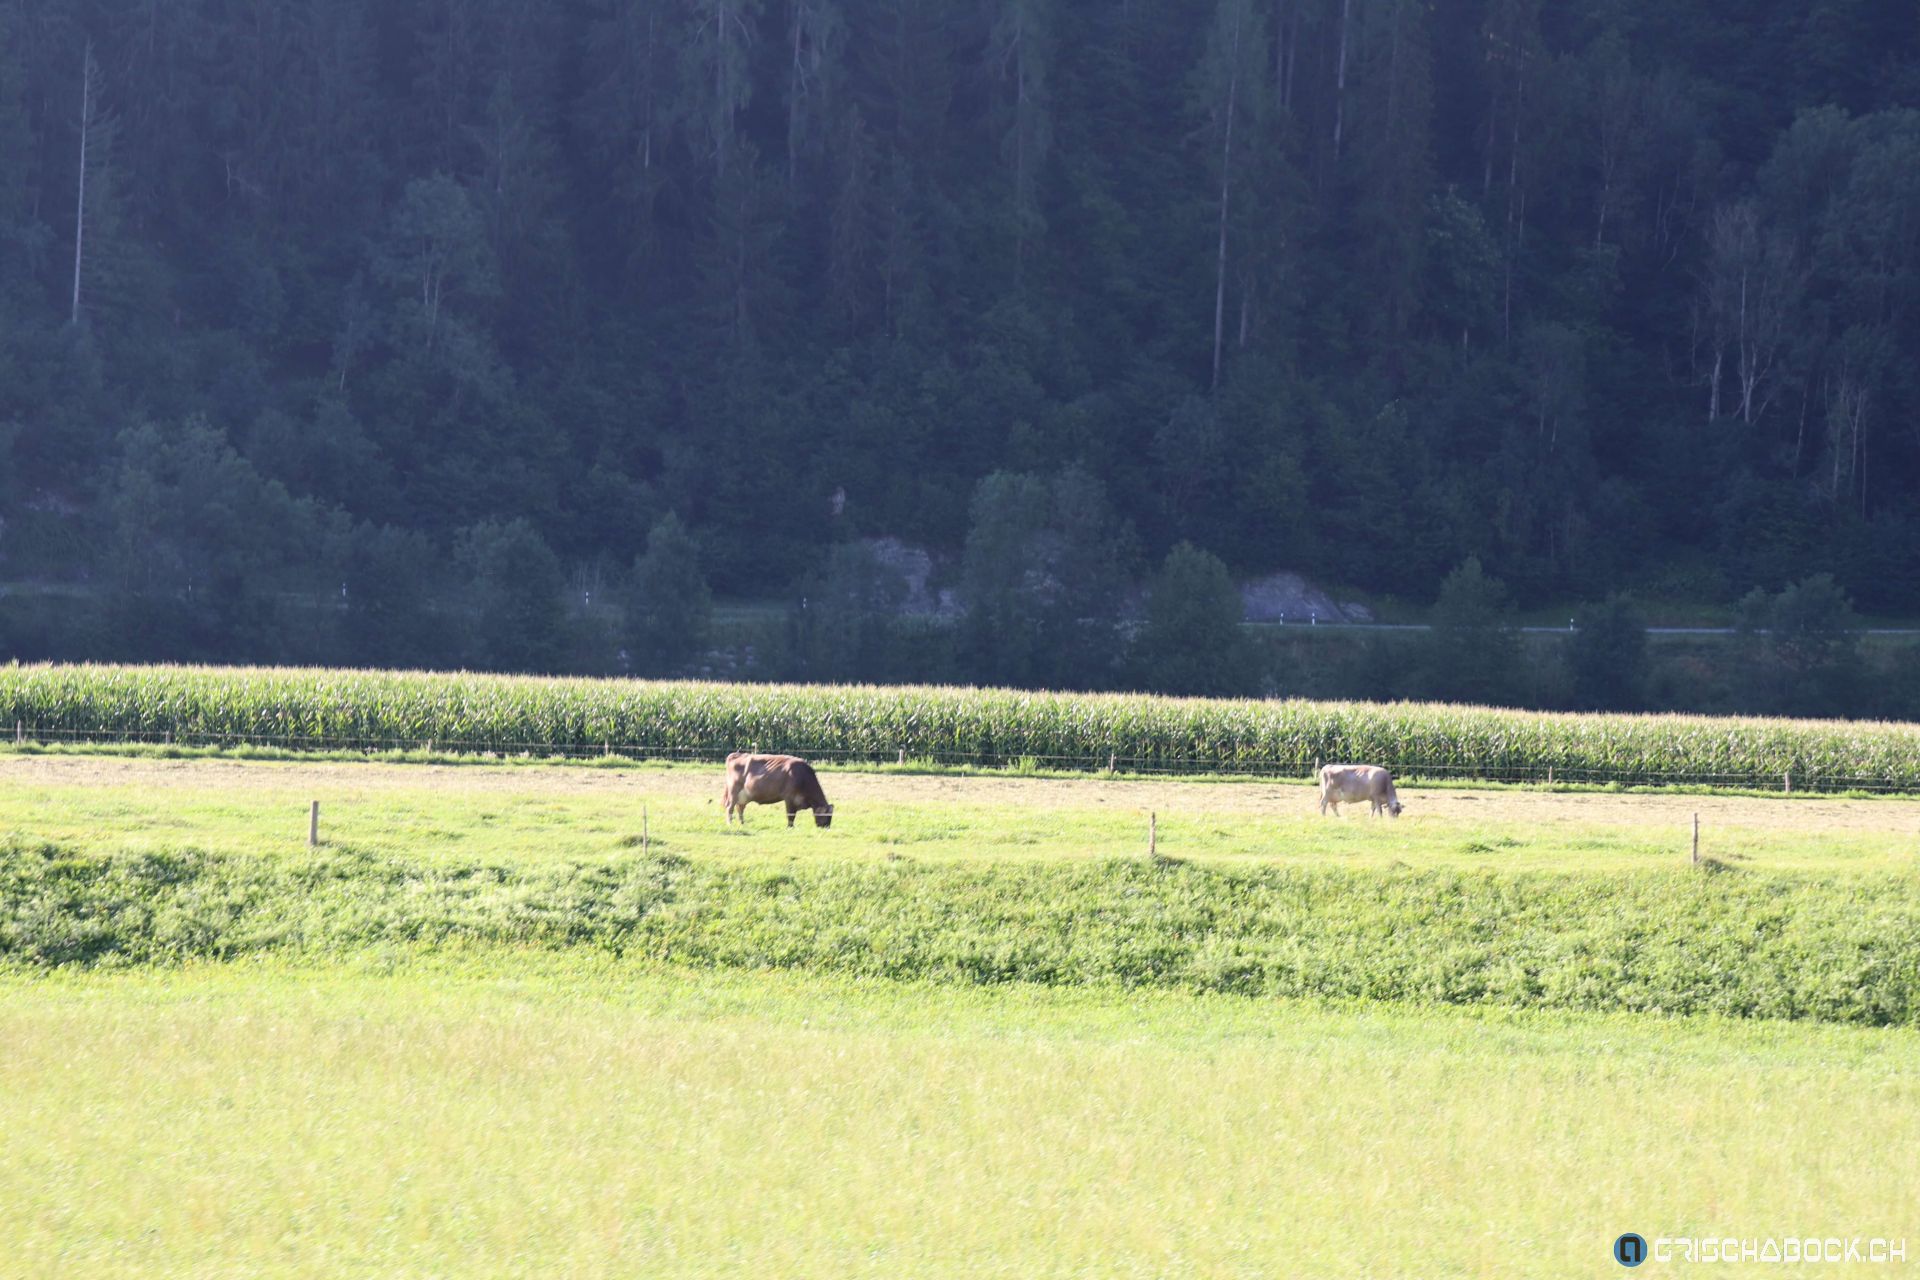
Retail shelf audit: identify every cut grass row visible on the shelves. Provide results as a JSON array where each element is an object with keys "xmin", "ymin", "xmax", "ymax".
[{"xmin": 5, "ymin": 662, "xmax": 1920, "ymax": 791}]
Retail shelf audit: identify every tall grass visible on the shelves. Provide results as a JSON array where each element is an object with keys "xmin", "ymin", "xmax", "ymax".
[
  {"xmin": 6, "ymin": 838, "xmax": 1919, "ymax": 1026},
  {"xmin": 4, "ymin": 662, "xmax": 1920, "ymax": 790}
]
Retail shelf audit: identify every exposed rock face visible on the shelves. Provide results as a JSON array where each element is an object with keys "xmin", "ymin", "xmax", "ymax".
[
  {"xmin": 861, "ymin": 536, "xmax": 957, "ymax": 616},
  {"xmin": 1238, "ymin": 572, "xmax": 1374, "ymax": 624}
]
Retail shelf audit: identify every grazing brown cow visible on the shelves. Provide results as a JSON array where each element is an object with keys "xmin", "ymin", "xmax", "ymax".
[
  {"xmin": 721, "ymin": 752, "xmax": 835, "ymax": 828},
  {"xmin": 1317, "ymin": 763, "xmax": 1404, "ymax": 818}
]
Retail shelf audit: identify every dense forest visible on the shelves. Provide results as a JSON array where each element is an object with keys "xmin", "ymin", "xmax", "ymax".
[{"xmin": 1, "ymin": 0, "xmax": 1918, "ymax": 707}]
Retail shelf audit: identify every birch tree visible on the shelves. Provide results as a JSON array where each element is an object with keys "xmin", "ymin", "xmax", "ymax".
[
  {"xmin": 580, "ymin": 0, "xmax": 677, "ymax": 291},
  {"xmin": 374, "ymin": 174, "xmax": 498, "ymax": 358},
  {"xmin": 1701, "ymin": 201, "xmax": 1798, "ymax": 425},
  {"xmin": 1192, "ymin": 0, "xmax": 1267, "ymax": 390},
  {"xmin": 1478, "ymin": 0, "xmax": 1543, "ymax": 339},
  {"xmin": 1584, "ymin": 34, "xmax": 1646, "ymax": 251},
  {"xmin": 677, "ymin": 0, "xmax": 761, "ymax": 181},
  {"xmin": 784, "ymin": 0, "xmax": 844, "ymax": 189},
  {"xmin": 69, "ymin": 41, "xmax": 102, "ymax": 325},
  {"xmin": 987, "ymin": 0, "xmax": 1051, "ymax": 284}
]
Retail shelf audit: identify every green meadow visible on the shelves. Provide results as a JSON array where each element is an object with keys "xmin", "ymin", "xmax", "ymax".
[
  {"xmin": 4, "ymin": 964, "xmax": 1918, "ymax": 1279},
  {"xmin": 3, "ymin": 751, "xmax": 1918, "ymax": 1277}
]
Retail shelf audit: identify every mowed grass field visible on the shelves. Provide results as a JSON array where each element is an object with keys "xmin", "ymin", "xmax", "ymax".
[
  {"xmin": 6, "ymin": 964, "xmax": 1920, "ymax": 1280},
  {"xmin": 7, "ymin": 751, "xmax": 1920, "ymax": 873},
  {"xmin": 3, "ymin": 752, "xmax": 1919, "ymax": 1277}
]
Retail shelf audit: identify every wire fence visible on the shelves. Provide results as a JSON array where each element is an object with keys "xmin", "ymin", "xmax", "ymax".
[{"xmin": 6, "ymin": 722, "xmax": 1916, "ymax": 796}]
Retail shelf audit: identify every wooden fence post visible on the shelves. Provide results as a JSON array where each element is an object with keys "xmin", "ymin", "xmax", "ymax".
[
  {"xmin": 1691, "ymin": 813, "xmax": 1699, "ymax": 865},
  {"xmin": 643, "ymin": 804, "xmax": 650, "ymax": 855},
  {"xmin": 1784, "ymin": 770, "xmax": 1791, "ymax": 795},
  {"xmin": 1149, "ymin": 812, "xmax": 1157, "ymax": 858},
  {"xmin": 309, "ymin": 801, "xmax": 320, "ymax": 848}
]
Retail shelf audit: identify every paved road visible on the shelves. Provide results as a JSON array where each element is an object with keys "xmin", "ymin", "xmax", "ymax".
[{"xmin": 1246, "ymin": 620, "xmax": 1920, "ymax": 636}]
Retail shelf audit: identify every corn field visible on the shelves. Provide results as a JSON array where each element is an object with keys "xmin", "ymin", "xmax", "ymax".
[{"xmin": 3, "ymin": 663, "xmax": 1919, "ymax": 793}]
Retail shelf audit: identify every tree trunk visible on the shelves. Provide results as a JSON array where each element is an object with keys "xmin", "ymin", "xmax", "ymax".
[
  {"xmin": 1211, "ymin": 48, "xmax": 1238, "ymax": 391},
  {"xmin": 788, "ymin": 1, "xmax": 805, "ymax": 188},
  {"xmin": 71, "ymin": 44, "xmax": 94, "ymax": 327},
  {"xmin": 1332, "ymin": 0, "xmax": 1351, "ymax": 153}
]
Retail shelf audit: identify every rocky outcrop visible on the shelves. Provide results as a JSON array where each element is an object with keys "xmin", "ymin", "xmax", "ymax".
[{"xmin": 1238, "ymin": 572, "xmax": 1374, "ymax": 624}]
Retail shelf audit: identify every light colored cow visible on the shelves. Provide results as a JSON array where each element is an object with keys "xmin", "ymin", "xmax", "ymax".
[
  {"xmin": 1317, "ymin": 763, "xmax": 1403, "ymax": 818},
  {"xmin": 721, "ymin": 752, "xmax": 834, "ymax": 828}
]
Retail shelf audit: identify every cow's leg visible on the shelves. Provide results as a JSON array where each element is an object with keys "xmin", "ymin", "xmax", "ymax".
[
  {"xmin": 1318, "ymin": 791, "xmax": 1330, "ymax": 816},
  {"xmin": 786, "ymin": 802, "xmax": 798, "ymax": 827}
]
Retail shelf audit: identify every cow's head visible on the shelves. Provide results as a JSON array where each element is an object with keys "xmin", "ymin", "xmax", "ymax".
[
  {"xmin": 813, "ymin": 804, "xmax": 834, "ymax": 829},
  {"xmin": 1388, "ymin": 799, "xmax": 1403, "ymax": 818}
]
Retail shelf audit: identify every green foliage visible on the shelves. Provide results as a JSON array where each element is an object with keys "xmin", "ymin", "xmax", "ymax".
[
  {"xmin": 1737, "ymin": 574, "xmax": 1862, "ymax": 715},
  {"xmin": 1134, "ymin": 543, "xmax": 1252, "ymax": 696},
  {"xmin": 1768, "ymin": 573, "xmax": 1859, "ymax": 673},
  {"xmin": 5, "ymin": 836, "xmax": 1918, "ymax": 1028},
  {"xmin": 342, "ymin": 523, "xmax": 443, "ymax": 669},
  {"xmin": 626, "ymin": 515, "xmax": 713, "ymax": 676},
  {"xmin": 5, "ymin": 663, "xmax": 1920, "ymax": 791},
  {"xmin": 961, "ymin": 471, "xmax": 1051, "ymax": 684},
  {"xmin": 455, "ymin": 518, "xmax": 564, "ymax": 672},
  {"xmin": 789, "ymin": 542, "xmax": 908, "ymax": 682},
  {"xmin": 961, "ymin": 467, "xmax": 1130, "ymax": 688},
  {"xmin": 101, "ymin": 419, "xmax": 321, "ymax": 658},
  {"xmin": 1418, "ymin": 557, "xmax": 1519, "ymax": 704},
  {"xmin": 1568, "ymin": 595, "xmax": 1649, "ymax": 710},
  {"xmin": 373, "ymin": 174, "xmax": 500, "ymax": 353},
  {"xmin": 1, "ymin": 3, "xmax": 1920, "ymax": 691}
]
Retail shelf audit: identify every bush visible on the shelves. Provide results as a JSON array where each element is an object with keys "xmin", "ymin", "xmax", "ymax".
[
  {"xmin": 626, "ymin": 514, "xmax": 712, "ymax": 675},
  {"xmin": 456, "ymin": 518, "xmax": 564, "ymax": 671},
  {"xmin": 1737, "ymin": 574, "xmax": 1862, "ymax": 715},
  {"xmin": 1418, "ymin": 557, "xmax": 1519, "ymax": 704},
  {"xmin": 1134, "ymin": 543, "xmax": 1252, "ymax": 696},
  {"xmin": 6, "ymin": 839, "xmax": 1917, "ymax": 1027},
  {"xmin": 1568, "ymin": 594, "xmax": 1648, "ymax": 710}
]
